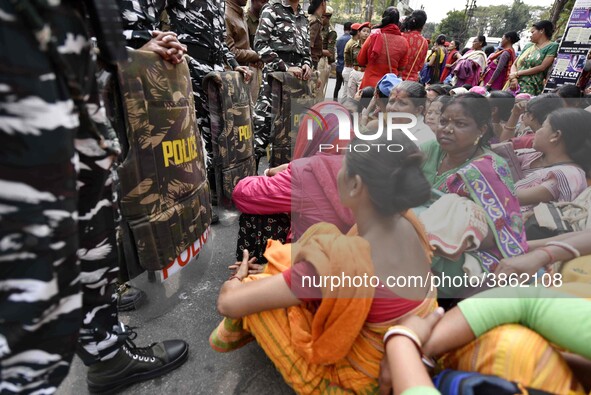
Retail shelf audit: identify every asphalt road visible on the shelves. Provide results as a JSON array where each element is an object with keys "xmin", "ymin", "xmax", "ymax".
[
  {"xmin": 58, "ymin": 205, "xmax": 296, "ymax": 395},
  {"xmin": 57, "ymin": 78, "xmax": 338, "ymax": 395}
]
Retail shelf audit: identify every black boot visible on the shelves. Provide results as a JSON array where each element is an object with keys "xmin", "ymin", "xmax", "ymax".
[
  {"xmin": 87, "ymin": 334, "xmax": 188, "ymax": 394},
  {"xmin": 116, "ymin": 282, "xmax": 145, "ymax": 312}
]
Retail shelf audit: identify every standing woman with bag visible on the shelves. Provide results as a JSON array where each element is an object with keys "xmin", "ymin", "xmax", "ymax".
[
  {"xmin": 481, "ymin": 32, "xmax": 519, "ymax": 91},
  {"xmin": 357, "ymin": 7, "xmax": 409, "ymax": 89},
  {"xmin": 425, "ymin": 35, "xmax": 447, "ymax": 84},
  {"xmin": 440, "ymin": 40, "xmax": 460, "ymax": 83},
  {"xmin": 401, "ymin": 10, "xmax": 429, "ymax": 82}
]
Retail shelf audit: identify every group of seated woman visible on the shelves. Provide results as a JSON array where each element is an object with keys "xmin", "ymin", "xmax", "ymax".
[{"xmin": 213, "ymin": 55, "xmax": 591, "ymax": 393}]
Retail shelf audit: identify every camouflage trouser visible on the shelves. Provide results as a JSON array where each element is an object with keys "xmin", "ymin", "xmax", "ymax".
[
  {"xmin": 0, "ymin": 2, "xmax": 122, "ymax": 392},
  {"xmin": 75, "ymin": 149, "xmax": 122, "ymax": 366},
  {"xmin": 253, "ymin": 66, "xmax": 274, "ymax": 159},
  {"xmin": 0, "ymin": 2, "xmax": 83, "ymax": 392},
  {"xmin": 186, "ymin": 57, "xmax": 224, "ymax": 175}
]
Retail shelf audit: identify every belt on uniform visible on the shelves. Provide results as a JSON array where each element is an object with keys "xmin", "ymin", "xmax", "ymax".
[
  {"xmin": 276, "ymin": 51, "xmax": 303, "ymax": 65},
  {"xmin": 353, "ymin": 65, "xmax": 365, "ymax": 71},
  {"xmin": 185, "ymin": 43, "xmax": 222, "ymax": 65}
]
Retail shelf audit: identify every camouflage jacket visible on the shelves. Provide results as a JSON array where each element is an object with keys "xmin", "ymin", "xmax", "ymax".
[
  {"xmin": 322, "ymin": 23, "xmax": 337, "ymax": 63},
  {"xmin": 118, "ymin": 0, "xmax": 239, "ymax": 68},
  {"xmin": 254, "ymin": 0, "xmax": 311, "ymax": 72}
]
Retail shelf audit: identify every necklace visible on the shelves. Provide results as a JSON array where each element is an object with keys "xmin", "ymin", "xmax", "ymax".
[{"xmin": 436, "ymin": 147, "xmax": 481, "ymax": 176}]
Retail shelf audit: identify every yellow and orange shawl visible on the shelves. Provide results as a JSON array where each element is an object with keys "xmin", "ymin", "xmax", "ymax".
[{"xmin": 211, "ymin": 212, "xmax": 437, "ymax": 394}]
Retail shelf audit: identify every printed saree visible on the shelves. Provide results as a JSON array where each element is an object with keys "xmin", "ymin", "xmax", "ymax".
[{"xmin": 421, "ymin": 141, "xmax": 528, "ymax": 298}]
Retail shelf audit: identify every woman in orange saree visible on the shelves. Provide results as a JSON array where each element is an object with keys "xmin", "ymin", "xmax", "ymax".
[{"xmin": 211, "ymin": 134, "xmax": 438, "ymax": 394}]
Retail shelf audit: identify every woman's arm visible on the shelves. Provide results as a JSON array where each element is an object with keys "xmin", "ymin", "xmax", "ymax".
[
  {"xmin": 515, "ymin": 56, "xmax": 556, "ymax": 77},
  {"xmin": 527, "ymin": 229, "xmax": 591, "ymax": 250},
  {"xmin": 496, "ymin": 229, "xmax": 591, "ymax": 276},
  {"xmin": 232, "ymin": 168, "xmax": 292, "ymax": 214},
  {"xmin": 423, "ymin": 287, "xmax": 591, "ymax": 360},
  {"xmin": 516, "ymin": 184, "xmax": 555, "ymax": 206},
  {"xmin": 217, "ymin": 270, "xmax": 300, "ymax": 319}
]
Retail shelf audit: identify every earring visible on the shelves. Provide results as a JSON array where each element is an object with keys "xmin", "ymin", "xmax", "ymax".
[
  {"xmin": 550, "ymin": 138, "xmax": 557, "ymax": 143},
  {"xmin": 349, "ymin": 191, "xmax": 354, "ymax": 197},
  {"xmin": 473, "ymin": 135, "xmax": 482, "ymax": 146}
]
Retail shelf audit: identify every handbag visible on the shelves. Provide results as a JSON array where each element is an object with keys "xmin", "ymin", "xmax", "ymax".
[
  {"xmin": 525, "ymin": 186, "xmax": 591, "ymax": 240},
  {"xmin": 434, "ymin": 369, "xmax": 554, "ymax": 395}
]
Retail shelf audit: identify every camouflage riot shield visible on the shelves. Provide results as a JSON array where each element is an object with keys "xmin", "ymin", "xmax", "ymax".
[
  {"xmin": 115, "ymin": 51, "xmax": 212, "ymax": 272},
  {"xmin": 268, "ymin": 71, "xmax": 323, "ymax": 167},
  {"xmin": 203, "ymin": 71, "xmax": 257, "ymax": 206}
]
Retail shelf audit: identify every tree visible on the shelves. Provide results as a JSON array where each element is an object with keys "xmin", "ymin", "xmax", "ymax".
[
  {"xmin": 470, "ymin": 5, "xmax": 510, "ymax": 37},
  {"xmin": 422, "ymin": 22, "xmax": 437, "ymax": 41},
  {"xmin": 436, "ymin": 10, "xmax": 467, "ymax": 43},
  {"xmin": 502, "ymin": 0, "xmax": 532, "ymax": 34}
]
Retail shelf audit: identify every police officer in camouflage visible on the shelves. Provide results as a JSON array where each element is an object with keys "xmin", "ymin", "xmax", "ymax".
[
  {"xmin": 119, "ymin": 0, "xmax": 251, "ymax": 208},
  {"xmin": 0, "ymin": 1, "xmax": 189, "ymax": 393},
  {"xmin": 253, "ymin": 0, "xmax": 313, "ymax": 161}
]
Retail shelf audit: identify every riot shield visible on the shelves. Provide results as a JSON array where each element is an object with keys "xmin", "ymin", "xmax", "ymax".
[
  {"xmin": 203, "ymin": 71, "xmax": 257, "ymax": 207},
  {"xmin": 268, "ymin": 71, "xmax": 323, "ymax": 167},
  {"xmin": 114, "ymin": 51, "xmax": 212, "ymax": 273}
]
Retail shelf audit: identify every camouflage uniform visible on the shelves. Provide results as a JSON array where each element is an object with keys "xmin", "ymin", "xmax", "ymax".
[
  {"xmin": 0, "ymin": 0, "xmax": 125, "ymax": 391},
  {"xmin": 253, "ymin": 0, "xmax": 312, "ymax": 158},
  {"xmin": 119, "ymin": 0, "xmax": 239, "ymax": 184}
]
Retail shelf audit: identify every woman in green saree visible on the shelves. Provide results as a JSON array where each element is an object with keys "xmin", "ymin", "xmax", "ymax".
[
  {"xmin": 508, "ymin": 20, "xmax": 558, "ymax": 96},
  {"xmin": 420, "ymin": 93, "xmax": 528, "ymax": 301}
]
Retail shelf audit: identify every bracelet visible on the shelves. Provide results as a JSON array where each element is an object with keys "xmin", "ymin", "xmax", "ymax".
[
  {"xmin": 421, "ymin": 355, "xmax": 436, "ymax": 369},
  {"xmin": 228, "ymin": 275, "xmax": 243, "ymax": 282},
  {"xmin": 537, "ymin": 247, "xmax": 556, "ymax": 266},
  {"xmin": 545, "ymin": 241, "xmax": 581, "ymax": 258},
  {"xmin": 503, "ymin": 125, "xmax": 516, "ymax": 130},
  {"xmin": 383, "ymin": 325, "xmax": 422, "ymax": 349}
]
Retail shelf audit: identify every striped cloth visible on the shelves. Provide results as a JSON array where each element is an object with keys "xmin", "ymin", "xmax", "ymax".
[
  {"xmin": 515, "ymin": 150, "xmax": 587, "ymax": 215},
  {"xmin": 440, "ymin": 324, "xmax": 587, "ymax": 395}
]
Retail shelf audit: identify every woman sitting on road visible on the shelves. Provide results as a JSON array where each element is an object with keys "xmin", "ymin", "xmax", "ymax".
[{"xmin": 212, "ymin": 134, "xmax": 437, "ymax": 394}]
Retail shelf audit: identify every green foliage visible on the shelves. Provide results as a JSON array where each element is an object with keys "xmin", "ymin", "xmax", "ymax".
[
  {"xmin": 422, "ymin": 22, "xmax": 437, "ymax": 41},
  {"xmin": 435, "ymin": 10, "xmax": 466, "ymax": 43},
  {"xmin": 554, "ymin": 0, "xmax": 576, "ymax": 39}
]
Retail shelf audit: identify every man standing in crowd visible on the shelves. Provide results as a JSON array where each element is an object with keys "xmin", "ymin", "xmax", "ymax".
[
  {"xmin": 252, "ymin": 0, "xmax": 312, "ymax": 161},
  {"xmin": 120, "ymin": 0, "xmax": 251, "ymax": 220},
  {"xmin": 226, "ymin": 0, "xmax": 263, "ymax": 102},
  {"xmin": 225, "ymin": 0, "xmax": 261, "ymax": 66},
  {"xmin": 334, "ymin": 22, "xmax": 352, "ymax": 99},
  {"xmin": 246, "ymin": 0, "xmax": 270, "ymax": 49},
  {"xmin": 309, "ymin": 0, "xmax": 327, "ymax": 69},
  {"xmin": 321, "ymin": 7, "xmax": 337, "ymax": 65},
  {"xmin": 318, "ymin": 6, "xmax": 337, "ymax": 97},
  {"xmin": 0, "ymin": 1, "xmax": 189, "ymax": 394}
]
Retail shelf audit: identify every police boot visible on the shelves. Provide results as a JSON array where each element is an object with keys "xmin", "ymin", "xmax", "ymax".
[
  {"xmin": 116, "ymin": 282, "xmax": 145, "ymax": 312},
  {"xmin": 87, "ymin": 336, "xmax": 188, "ymax": 394}
]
